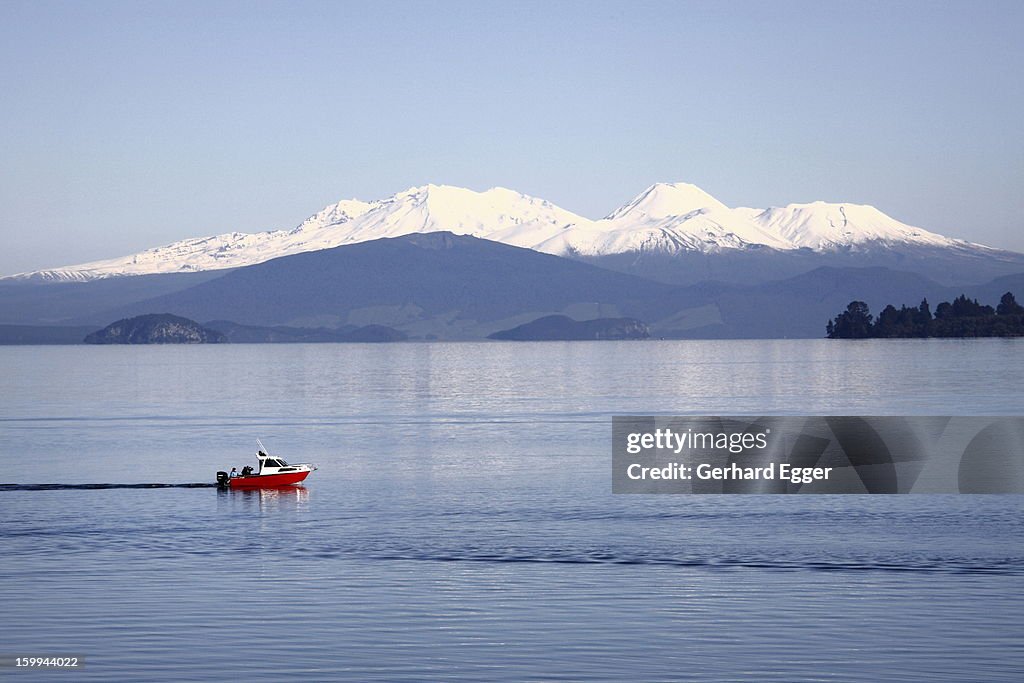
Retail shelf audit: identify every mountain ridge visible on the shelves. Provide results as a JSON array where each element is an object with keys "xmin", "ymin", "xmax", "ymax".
[{"xmin": 9, "ymin": 181, "xmax": 1016, "ymax": 284}]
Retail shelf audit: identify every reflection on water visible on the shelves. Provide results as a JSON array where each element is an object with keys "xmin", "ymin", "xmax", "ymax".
[
  {"xmin": 0, "ymin": 341, "xmax": 1022, "ymax": 681},
  {"xmin": 217, "ymin": 485, "xmax": 310, "ymax": 510}
]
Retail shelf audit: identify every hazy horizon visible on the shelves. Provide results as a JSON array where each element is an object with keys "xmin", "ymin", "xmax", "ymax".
[{"xmin": 2, "ymin": 0, "xmax": 1023, "ymax": 274}]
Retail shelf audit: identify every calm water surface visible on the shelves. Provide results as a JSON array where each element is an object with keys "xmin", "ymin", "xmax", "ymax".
[{"xmin": 1, "ymin": 340, "xmax": 1022, "ymax": 681}]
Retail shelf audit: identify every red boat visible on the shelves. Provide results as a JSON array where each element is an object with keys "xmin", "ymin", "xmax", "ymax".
[{"xmin": 217, "ymin": 440, "xmax": 317, "ymax": 489}]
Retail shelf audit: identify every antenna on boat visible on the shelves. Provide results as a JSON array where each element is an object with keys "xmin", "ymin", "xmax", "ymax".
[{"xmin": 256, "ymin": 438, "xmax": 268, "ymax": 457}]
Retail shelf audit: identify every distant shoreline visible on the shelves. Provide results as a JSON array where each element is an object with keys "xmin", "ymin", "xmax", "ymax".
[{"xmin": 4, "ymin": 330, "xmax": 1023, "ymax": 347}]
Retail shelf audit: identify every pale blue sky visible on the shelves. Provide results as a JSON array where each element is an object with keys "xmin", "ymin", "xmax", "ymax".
[{"xmin": 1, "ymin": 0, "xmax": 1022, "ymax": 274}]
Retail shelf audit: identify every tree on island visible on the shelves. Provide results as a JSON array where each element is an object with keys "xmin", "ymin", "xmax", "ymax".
[
  {"xmin": 825, "ymin": 301, "xmax": 873, "ymax": 339},
  {"xmin": 827, "ymin": 292, "xmax": 1024, "ymax": 339},
  {"xmin": 936, "ymin": 294, "xmax": 994, "ymax": 320},
  {"xmin": 872, "ymin": 298, "xmax": 933, "ymax": 338},
  {"xmin": 997, "ymin": 292, "xmax": 1024, "ymax": 316}
]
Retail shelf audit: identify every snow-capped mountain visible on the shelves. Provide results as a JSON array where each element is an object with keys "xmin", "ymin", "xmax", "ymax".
[
  {"xmin": 302, "ymin": 184, "xmax": 589, "ymax": 250},
  {"xmin": 743, "ymin": 201, "xmax": 960, "ymax": 251},
  {"xmin": 537, "ymin": 182, "xmax": 795, "ymax": 256},
  {"xmin": 605, "ymin": 181, "xmax": 728, "ymax": 219},
  {"xmin": 13, "ymin": 198, "xmax": 375, "ymax": 283},
  {"xmin": 9, "ymin": 185, "xmax": 588, "ymax": 282},
  {"xmin": 5, "ymin": 181, "xmax": 1004, "ymax": 282}
]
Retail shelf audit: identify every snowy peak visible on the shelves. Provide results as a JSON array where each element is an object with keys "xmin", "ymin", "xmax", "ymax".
[
  {"xmin": 6, "ymin": 185, "xmax": 591, "ymax": 282},
  {"xmin": 307, "ymin": 184, "xmax": 590, "ymax": 248},
  {"xmin": 573, "ymin": 182, "xmax": 793, "ymax": 255},
  {"xmin": 291, "ymin": 198, "xmax": 374, "ymax": 233},
  {"xmin": 606, "ymin": 182, "xmax": 727, "ymax": 220},
  {"xmin": 394, "ymin": 184, "xmax": 583, "ymax": 235},
  {"xmin": 751, "ymin": 201, "xmax": 959, "ymax": 250}
]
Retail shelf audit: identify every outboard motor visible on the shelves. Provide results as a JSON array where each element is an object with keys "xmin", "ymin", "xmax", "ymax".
[{"xmin": 216, "ymin": 471, "xmax": 229, "ymax": 488}]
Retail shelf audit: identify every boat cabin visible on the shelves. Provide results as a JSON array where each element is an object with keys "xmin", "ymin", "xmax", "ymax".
[{"xmin": 256, "ymin": 451, "xmax": 301, "ymax": 475}]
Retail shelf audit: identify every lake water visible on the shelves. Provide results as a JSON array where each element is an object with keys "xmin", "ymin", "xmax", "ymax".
[{"xmin": 1, "ymin": 340, "xmax": 1022, "ymax": 681}]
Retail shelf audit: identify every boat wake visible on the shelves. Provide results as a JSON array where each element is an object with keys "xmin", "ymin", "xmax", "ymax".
[{"xmin": 0, "ymin": 483, "xmax": 218, "ymax": 491}]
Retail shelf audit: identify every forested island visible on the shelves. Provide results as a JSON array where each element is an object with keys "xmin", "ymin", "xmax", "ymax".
[
  {"xmin": 827, "ymin": 292, "xmax": 1024, "ymax": 338},
  {"xmin": 84, "ymin": 314, "xmax": 226, "ymax": 344},
  {"xmin": 80, "ymin": 314, "xmax": 408, "ymax": 344}
]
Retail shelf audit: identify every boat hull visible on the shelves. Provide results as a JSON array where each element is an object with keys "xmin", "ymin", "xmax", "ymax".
[{"xmin": 229, "ymin": 470, "xmax": 310, "ymax": 489}]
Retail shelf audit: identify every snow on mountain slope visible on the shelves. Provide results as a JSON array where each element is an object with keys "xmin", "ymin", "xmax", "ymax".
[
  {"xmin": 6, "ymin": 182, "xmax": 1003, "ymax": 282},
  {"xmin": 604, "ymin": 182, "xmax": 727, "ymax": 220},
  {"xmin": 11, "ymin": 186, "xmax": 588, "ymax": 281},
  {"xmin": 535, "ymin": 183, "xmax": 794, "ymax": 256},
  {"xmin": 14, "ymin": 198, "xmax": 375, "ymax": 282},
  {"xmin": 309, "ymin": 184, "xmax": 590, "ymax": 249},
  {"xmin": 747, "ymin": 201, "xmax": 963, "ymax": 251},
  {"xmin": 536, "ymin": 208, "xmax": 795, "ymax": 256}
]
